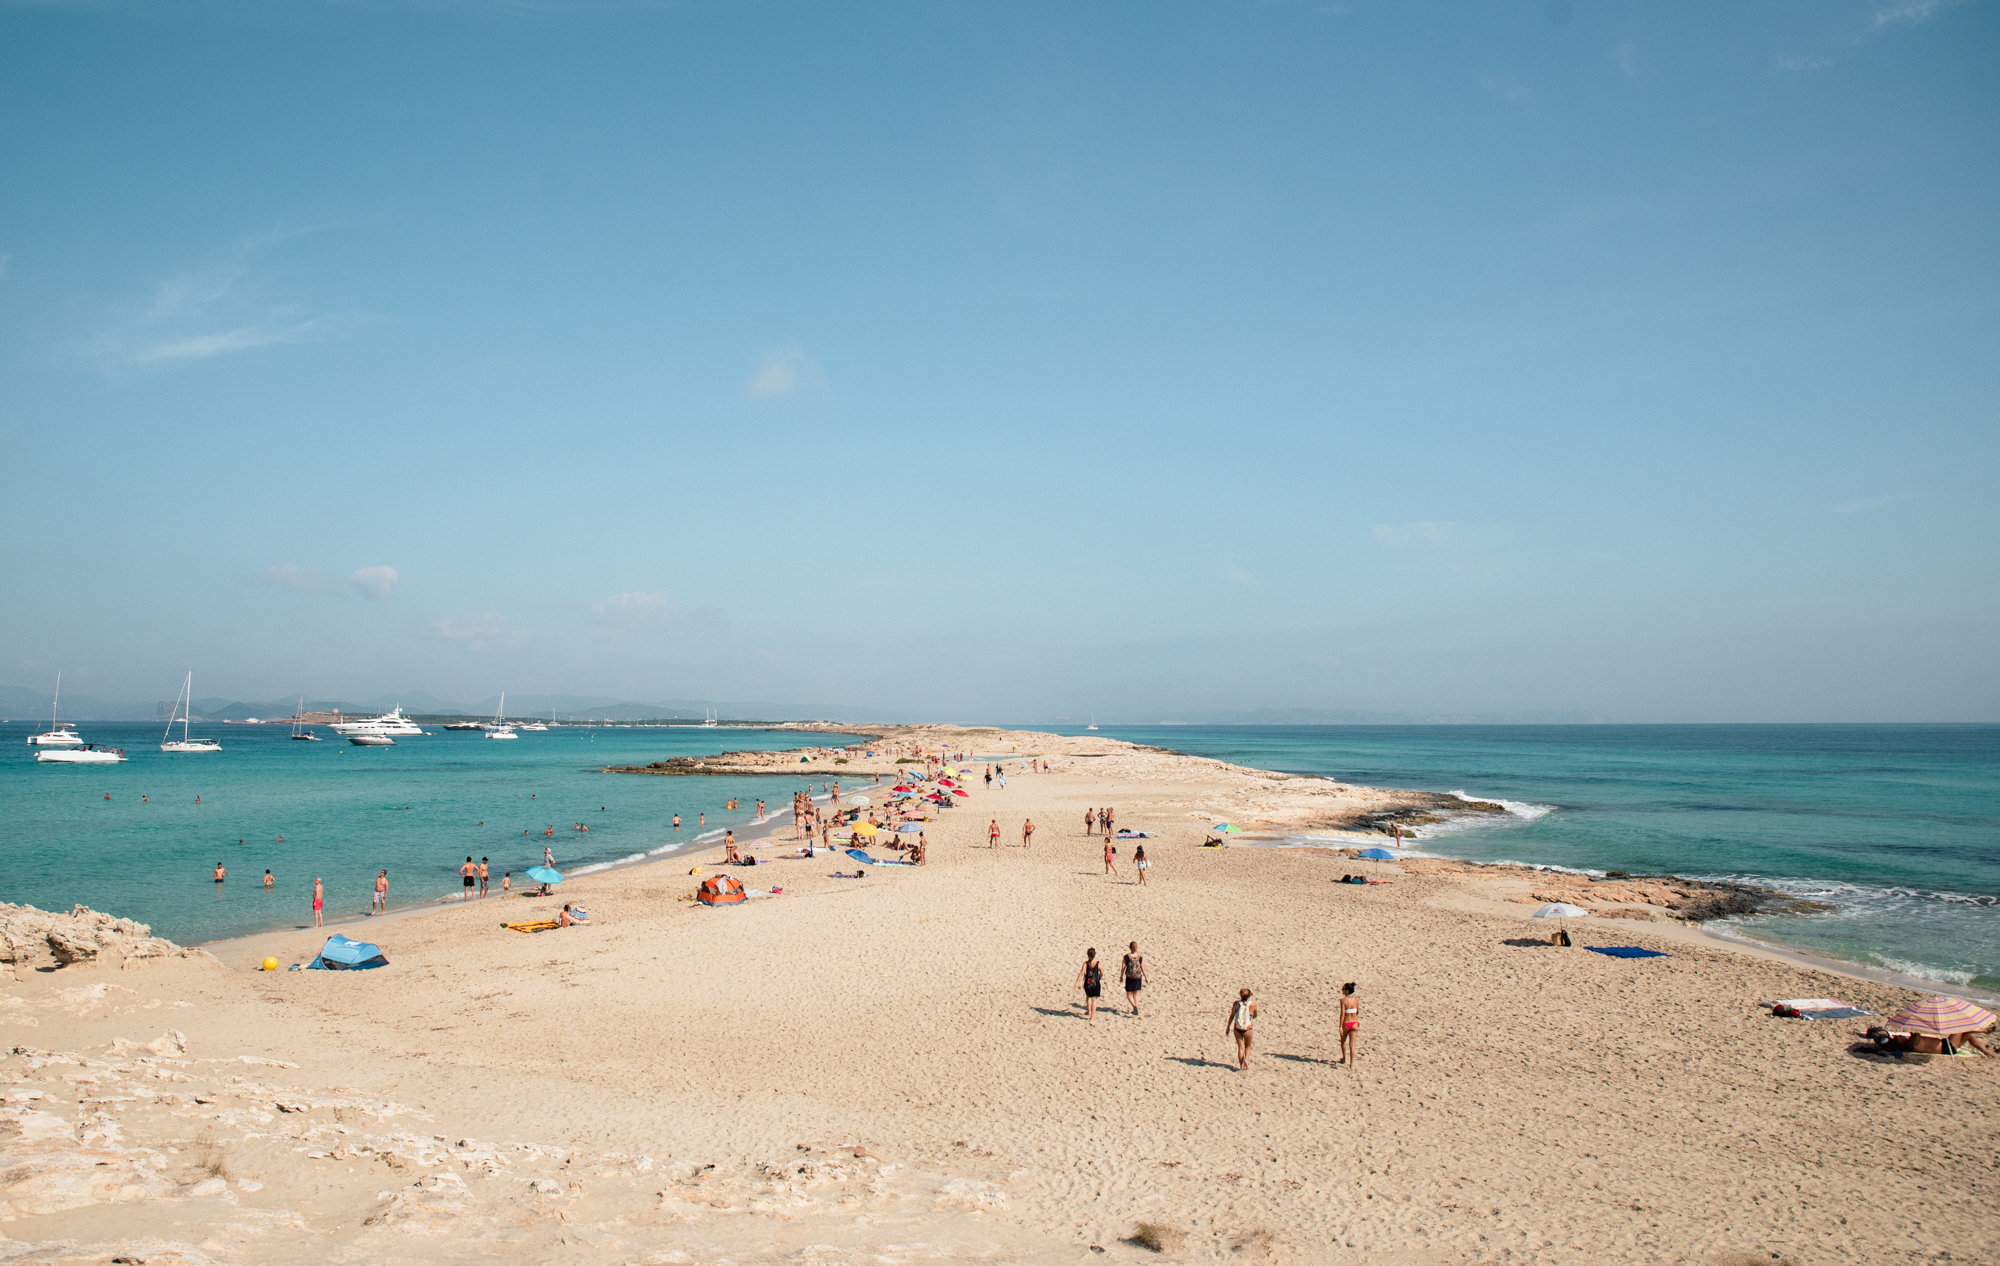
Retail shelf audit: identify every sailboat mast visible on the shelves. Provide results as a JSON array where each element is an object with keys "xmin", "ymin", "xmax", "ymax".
[
  {"xmin": 183, "ymin": 673, "xmax": 192, "ymax": 742},
  {"xmin": 52, "ymin": 672, "xmax": 60, "ymax": 729}
]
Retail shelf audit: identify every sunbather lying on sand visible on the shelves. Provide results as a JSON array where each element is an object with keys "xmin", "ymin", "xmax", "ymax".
[
  {"xmin": 559, "ymin": 903, "xmax": 589, "ymax": 926},
  {"xmin": 1866, "ymin": 1026, "xmax": 1992, "ymax": 1055}
]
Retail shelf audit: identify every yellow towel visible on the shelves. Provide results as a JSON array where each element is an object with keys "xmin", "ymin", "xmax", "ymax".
[{"xmin": 503, "ymin": 920, "xmax": 560, "ymax": 934}]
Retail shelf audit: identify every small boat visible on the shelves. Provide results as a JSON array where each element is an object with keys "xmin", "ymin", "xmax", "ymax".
[
  {"xmin": 348, "ymin": 733, "xmax": 395, "ymax": 747},
  {"xmin": 1086, "ymin": 714, "xmax": 1098, "ymax": 731},
  {"xmin": 160, "ymin": 673, "xmax": 222, "ymax": 753},
  {"xmin": 486, "ymin": 692, "xmax": 517, "ymax": 739},
  {"xmin": 443, "ymin": 721, "xmax": 483, "ymax": 731},
  {"xmin": 38, "ymin": 745, "xmax": 127, "ymax": 764},
  {"xmin": 291, "ymin": 697, "xmax": 319, "ymax": 740},
  {"xmin": 701, "ymin": 710, "xmax": 718, "ymax": 728},
  {"xmin": 26, "ymin": 673, "xmax": 85, "ymax": 747}
]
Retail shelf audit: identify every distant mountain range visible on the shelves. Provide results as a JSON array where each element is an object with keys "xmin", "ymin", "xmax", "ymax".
[
  {"xmin": 0, "ymin": 685, "xmax": 907, "ymax": 724},
  {"xmin": 1, "ymin": 685, "xmax": 1612, "ymax": 727}
]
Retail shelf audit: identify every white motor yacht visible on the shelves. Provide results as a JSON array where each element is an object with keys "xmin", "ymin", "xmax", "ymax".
[
  {"xmin": 160, "ymin": 672, "xmax": 222, "ymax": 753},
  {"xmin": 330, "ymin": 706, "xmax": 425, "ymax": 737},
  {"xmin": 38, "ymin": 745, "xmax": 127, "ymax": 764},
  {"xmin": 348, "ymin": 734, "xmax": 396, "ymax": 747},
  {"xmin": 26, "ymin": 673, "xmax": 85, "ymax": 747}
]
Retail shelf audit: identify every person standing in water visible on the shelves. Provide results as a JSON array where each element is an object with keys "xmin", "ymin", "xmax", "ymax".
[
  {"xmin": 1225, "ymin": 989, "xmax": 1257, "ymax": 1070},
  {"xmin": 213, "ymin": 863, "xmax": 226, "ymax": 883},
  {"xmin": 262, "ymin": 870, "xmax": 274, "ymax": 889},
  {"xmin": 312, "ymin": 877, "xmax": 324, "ymax": 928},
  {"xmin": 1338, "ymin": 983, "xmax": 1360, "ymax": 1067},
  {"xmin": 459, "ymin": 857, "xmax": 476, "ymax": 902},
  {"xmin": 477, "ymin": 857, "xmax": 490, "ymax": 898},
  {"xmin": 1123, "ymin": 942, "xmax": 1148, "ymax": 1015},
  {"xmin": 673, "ymin": 814, "xmax": 681, "ymax": 831},
  {"xmin": 372, "ymin": 870, "xmax": 388, "ymax": 914},
  {"xmin": 1075, "ymin": 948, "xmax": 1104, "ymax": 1021}
]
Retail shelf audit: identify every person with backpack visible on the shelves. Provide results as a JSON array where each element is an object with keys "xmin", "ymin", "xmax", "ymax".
[
  {"xmin": 1122, "ymin": 942, "xmax": 1148, "ymax": 1015},
  {"xmin": 1224, "ymin": 988, "xmax": 1258, "ymax": 1070},
  {"xmin": 1075, "ymin": 948, "xmax": 1105, "ymax": 1021}
]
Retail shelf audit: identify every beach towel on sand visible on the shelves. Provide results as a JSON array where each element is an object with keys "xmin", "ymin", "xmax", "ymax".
[
  {"xmin": 504, "ymin": 920, "xmax": 560, "ymax": 934},
  {"xmin": 845, "ymin": 848, "xmax": 908, "ymax": 866},
  {"xmin": 1587, "ymin": 946, "xmax": 1668, "ymax": 958},
  {"xmin": 1798, "ymin": 1007, "xmax": 1872, "ymax": 1020}
]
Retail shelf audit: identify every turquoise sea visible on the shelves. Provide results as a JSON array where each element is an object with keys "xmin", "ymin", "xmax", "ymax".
[
  {"xmin": 6, "ymin": 721, "xmax": 1995, "ymax": 999},
  {"xmin": 1060, "ymin": 724, "xmax": 2000, "ymax": 999},
  {"xmin": 0, "ymin": 723, "xmax": 863, "ymax": 945}
]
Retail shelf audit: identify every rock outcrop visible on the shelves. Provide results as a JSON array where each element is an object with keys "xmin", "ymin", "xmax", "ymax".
[{"xmin": 0, "ymin": 904, "xmax": 214, "ymax": 975}]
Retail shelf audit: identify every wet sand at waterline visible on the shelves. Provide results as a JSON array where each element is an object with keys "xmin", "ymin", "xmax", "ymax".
[{"xmin": 1, "ymin": 729, "xmax": 1992, "ymax": 1264}]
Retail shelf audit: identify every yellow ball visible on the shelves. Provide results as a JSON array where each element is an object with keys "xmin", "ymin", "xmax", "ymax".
[{"xmin": 260, "ymin": 957, "xmax": 278, "ymax": 972}]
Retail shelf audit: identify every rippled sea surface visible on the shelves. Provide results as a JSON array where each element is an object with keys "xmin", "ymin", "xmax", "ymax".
[
  {"xmin": 1056, "ymin": 724, "xmax": 2000, "ymax": 996},
  {"xmin": 1, "ymin": 723, "xmax": 863, "ymax": 944}
]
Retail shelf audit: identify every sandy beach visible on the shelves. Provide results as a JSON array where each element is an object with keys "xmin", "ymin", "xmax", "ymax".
[{"xmin": 0, "ymin": 727, "xmax": 1992, "ymax": 1265}]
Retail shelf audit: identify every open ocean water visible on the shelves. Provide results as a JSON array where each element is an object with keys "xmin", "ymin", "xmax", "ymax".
[
  {"xmin": 0, "ymin": 722, "xmax": 863, "ymax": 945},
  {"xmin": 1057, "ymin": 724, "xmax": 2000, "ymax": 998}
]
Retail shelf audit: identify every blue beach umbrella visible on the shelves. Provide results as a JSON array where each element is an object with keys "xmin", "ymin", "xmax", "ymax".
[
  {"xmin": 525, "ymin": 865, "xmax": 563, "ymax": 886},
  {"xmin": 306, "ymin": 933, "xmax": 388, "ymax": 970},
  {"xmin": 1357, "ymin": 847, "xmax": 1396, "ymax": 860}
]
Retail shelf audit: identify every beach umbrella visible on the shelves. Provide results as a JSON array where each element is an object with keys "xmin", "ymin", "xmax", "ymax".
[
  {"xmin": 852, "ymin": 822, "xmax": 880, "ymax": 836},
  {"xmin": 525, "ymin": 865, "xmax": 563, "ymax": 886},
  {"xmin": 897, "ymin": 822, "xmax": 923, "ymax": 833},
  {"xmin": 1889, "ymin": 996, "xmax": 1997, "ymax": 1037},
  {"xmin": 1357, "ymin": 847, "xmax": 1396, "ymax": 860},
  {"xmin": 1532, "ymin": 902, "xmax": 1588, "ymax": 919},
  {"xmin": 846, "ymin": 795, "xmax": 870, "ymax": 806},
  {"xmin": 1211, "ymin": 824, "xmax": 1243, "ymax": 834},
  {"xmin": 951, "ymin": 789, "xmax": 969, "ymax": 797}
]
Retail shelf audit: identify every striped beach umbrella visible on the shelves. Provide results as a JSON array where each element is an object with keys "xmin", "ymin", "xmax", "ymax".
[
  {"xmin": 1532, "ymin": 903, "xmax": 1589, "ymax": 919},
  {"xmin": 1889, "ymin": 996, "xmax": 1997, "ymax": 1037}
]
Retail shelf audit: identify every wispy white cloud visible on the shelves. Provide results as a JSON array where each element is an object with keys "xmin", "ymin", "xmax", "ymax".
[
  {"xmin": 1872, "ymin": 0, "xmax": 1951, "ymax": 27},
  {"xmin": 1371, "ymin": 521, "xmax": 1458, "ymax": 549},
  {"xmin": 1833, "ymin": 494, "xmax": 1904, "ymax": 514},
  {"xmin": 425, "ymin": 611, "xmax": 527, "ymax": 651},
  {"xmin": 1777, "ymin": 53, "xmax": 1836, "ymax": 72},
  {"xmin": 1615, "ymin": 40, "xmax": 1640, "ymax": 80},
  {"xmin": 249, "ymin": 562, "xmax": 399, "ymax": 598},
  {"xmin": 746, "ymin": 345, "xmax": 825, "ymax": 400},
  {"xmin": 349, "ymin": 565, "xmax": 399, "ymax": 600},
  {"xmin": 590, "ymin": 591, "xmax": 678, "ymax": 641},
  {"xmin": 90, "ymin": 229, "xmax": 359, "ymax": 367},
  {"xmin": 1477, "ymin": 75, "xmax": 1532, "ymax": 105}
]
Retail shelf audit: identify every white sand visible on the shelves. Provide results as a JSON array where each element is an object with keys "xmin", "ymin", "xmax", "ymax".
[{"xmin": 0, "ymin": 728, "xmax": 1991, "ymax": 1264}]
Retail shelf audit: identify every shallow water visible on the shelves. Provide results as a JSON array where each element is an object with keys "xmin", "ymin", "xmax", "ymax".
[
  {"xmin": 0, "ymin": 723, "xmax": 865, "ymax": 944},
  {"xmin": 1054, "ymin": 724, "xmax": 2000, "ymax": 995}
]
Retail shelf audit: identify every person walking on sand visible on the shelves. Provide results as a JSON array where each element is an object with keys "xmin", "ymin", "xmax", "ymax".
[
  {"xmin": 501, "ymin": 871, "xmax": 511, "ymax": 896},
  {"xmin": 1103, "ymin": 837, "xmax": 1118, "ymax": 877},
  {"xmin": 1085, "ymin": 807, "xmax": 1096, "ymax": 836},
  {"xmin": 988, "ymin": 819, "xmax": 1001, "ymax": 849},
  {"xmin": 1022, "ymin": 817, "xmax": 1035, "ymax": 848},
  {"xmin": 1338, "ymin": 983, "xmax": 1360, "ymax": 1067},
  {"xmin": 1134, "ymin": 844, "xmax": 1150, "ymax": 885},
  {"xmin": 460, "ymin": 857, "xmax": 477, "ymax": 902},
  {"xmin": 478, "ymin": 857, "xmax": 490, "ymax": 897},
  {"xmin": 312, "ymin": 877, "xmax": 324, "ymax": 928},
  {"xmin": 1122, "ymin": 942, "xmax": 1149, "ymax": 1015},
  {"xmin": 1075, "ymin": 948, "xmax": 1105, "ymax": 1021},
  {"xmin": 1225, "ymin": 989, "xmax": 1258, "ymax": 1070},
  {"xmin": 372, "ymin": 869, "xmax": 388, "ymax": 914}
]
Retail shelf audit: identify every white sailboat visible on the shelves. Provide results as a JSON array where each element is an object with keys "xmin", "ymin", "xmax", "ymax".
[
  {"xmin": 701, "ymin": 710, "xmax": 718, "ymax": 729},
  {"xmin": 1086, "ymin": 714, "xmax": 1098, "ymax": 731},
  {"xmin": 290, "ymin": 696, "xmax": 319, "ymax": 741},
  {"xmin": 160, "ymin": 673, "xmax": 222, "ymax": 753},
  {"xmin": 25, "ymin": 673, "xmax": 84, "ymax": 747},
  {"xmin": 486, "ymin": 692, "xmax": 517, "ymax": 740}
]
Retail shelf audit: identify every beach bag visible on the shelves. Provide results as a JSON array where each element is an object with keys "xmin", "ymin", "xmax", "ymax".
[
  {"xmin": 1084, "ymin": 962, "xmax": 1101, "ymax": 989},
  {"xmin": 1233, "ymin": 1000, "xmax": 1253, "ymax": 1031}
]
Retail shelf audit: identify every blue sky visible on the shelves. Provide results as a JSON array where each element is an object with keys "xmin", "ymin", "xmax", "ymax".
[{"xmin": 1, "ymin": 0, "xmax": 1994, "ymax": 722}]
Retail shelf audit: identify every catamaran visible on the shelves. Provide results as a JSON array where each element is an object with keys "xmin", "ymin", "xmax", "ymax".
[
  {"xmin": 485, "ymin": 693, "xmax": 517, "ymax": 740},
  {"xmin": 25, "ymin": 673, "xmax": 84, "ymax": 747},
  {"xmin": 160, "ymin": 673, "xmax": 222, "ymax": 753},
  {"xmin": 330, "ymin": 706, "xmax": 425, "ymax": 737}
]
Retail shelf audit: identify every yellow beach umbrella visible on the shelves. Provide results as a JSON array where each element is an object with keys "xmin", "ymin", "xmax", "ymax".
[{"xmin": 852, "ymin": 822, "xmax": 880, "ymax": 836}]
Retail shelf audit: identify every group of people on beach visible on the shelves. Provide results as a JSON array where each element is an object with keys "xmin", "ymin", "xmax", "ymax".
[{"xmin": 1074, "ymin": 948, "xmax": 1359, "ymax": 1070}]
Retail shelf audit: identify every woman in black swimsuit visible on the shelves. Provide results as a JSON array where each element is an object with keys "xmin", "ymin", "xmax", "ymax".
[{"xmin": 1074, "ymin": 948, "xmax": 1104, "ymax": 1022}]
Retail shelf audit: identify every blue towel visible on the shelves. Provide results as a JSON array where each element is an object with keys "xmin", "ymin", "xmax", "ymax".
[{"xmin": 1587, "ymin": 946, "xmax": 1668, "ymax": 958}]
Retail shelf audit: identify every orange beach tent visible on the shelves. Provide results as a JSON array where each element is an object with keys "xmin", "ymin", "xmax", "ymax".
[{"xmin": 697, "ymin": 874, "xmax": 746, "ymax": 906}]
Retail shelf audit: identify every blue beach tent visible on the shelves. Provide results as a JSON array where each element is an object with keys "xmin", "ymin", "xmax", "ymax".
[
  {"xmin": 306, "ymin": 933, "xmax": 389, "ymax": 970},
  {"xmin": 1357, "ymin": 848, "xmax": 1396, "ymax": 860}
]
